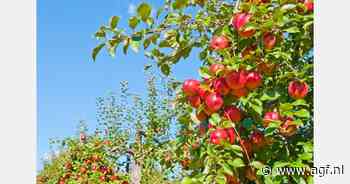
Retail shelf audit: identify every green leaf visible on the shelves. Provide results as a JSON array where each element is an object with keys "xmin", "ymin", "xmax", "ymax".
[
  {"xmin": 294, "ymin": 109, "xmax": 310, "ymax": 118},
  {"xmin": 92, "ymin": 43, "xmax": 105, "ymax": 61},
  {"xmin": 130, "ymin": 40, "xmax": 140, "ymax": 53},
  {"xmin": 222, "ymin": 163, "xmax": 233, "ymax": 175},
  {"xmin": 198, "ymin": 67, "xmax": 211, "ymax": 79},
  {"xmin": 229, "ymin": 158, "xmax": 245, "ymax": 168},
  {"xmin": 160, "ymin": 64, "xmax": 171, "ymax": 76},
  {"xmin": 209, "ymin": 113, "xmax": 221, "ymax": 126},
  {"xmin": 137, "ymin": 3, "xmax": 152, "ymax": 22},
  {"xmin": 109, "ymin": 16, "xmax": 120, "ymax": 29},
  {"xmin": 285, "ymin": 26, "xmax": 300, "ymax": 33},
  {"xmin": 172, "ymin": 0, "xmax": 189, "ymax": 10},
  {"xmin": 292, "ymin": 99, "xmax": 308, "ymax": 107},
  {"xmin": 250, "ymin": 100, "xmax": 263, "ymax": 115},
  {"xmin": 129, "ymin": 16, "xmax": 140, "ymax": 29},
  {"xmin": 260, "ymin": 91, "xmax": 280, "ymax": 101},
  {"xmin": 251, "ymin": 161, "xmax": 265, "ymax": 169},
  {"xmin": 273, "ymin": 161, "xmax": 290, "ymax": 168},
  {"xmin": 242, "ymin": 118, "xmax": 254, "ymax": 129},
  {"xmin": 230, "ymin": 145, "xmax": 243, "ymax": 152},
  {"xmin": 181, "ymin": 177, "xmax": 195, "ymax": 184}
]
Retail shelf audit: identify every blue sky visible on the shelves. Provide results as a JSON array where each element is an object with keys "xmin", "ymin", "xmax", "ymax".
[{"xmin": 37, "ymin": 0, "xmax": 201, "ymax": 170}]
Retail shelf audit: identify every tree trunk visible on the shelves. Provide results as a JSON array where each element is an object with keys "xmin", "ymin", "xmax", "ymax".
[{"xmin": 130, "ymin": 159, "xmax": 142, "ymax": 184}]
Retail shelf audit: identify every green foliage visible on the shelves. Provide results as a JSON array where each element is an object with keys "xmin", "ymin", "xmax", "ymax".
[{"xmin": 90, "ymin": 0, "xmax": 314, "ymax": 183}]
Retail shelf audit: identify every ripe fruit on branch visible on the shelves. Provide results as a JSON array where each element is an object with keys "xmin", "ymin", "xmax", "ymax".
[
  {"xmin": 80, "ymin": 133, "xmax": 86, "ymax": 142},
  {"xmin": 263, "ymin": 32, "xmax": 277, "ymax": 50},
  {"xmin": 209, "ymin": 63, "xmax": 225, "ymax": 76},
  {"xmin": 65, "ymin": 162, "xmax": 72, "ymax": 170},
  {"xmin": 187, "ymin": 95, "xmax": 201, "ymax": 108},
  {"xmin": 212, "ymin": 77, "xmax": 230, "ymax": 95},
  {"xmin": 241, "ymin": 45, "xmax": 257, "ymax": 59},
  {"xmin": 92, "ymin": 154, "xmax": 101, "ymax": 162},
  {"xmin": 226, "ymin": 128, "xmax": 236, "ymax": 144},
  {"xmin": 225, "ymin": 70, "xmax": 247, "ymax": 90},
  {"xmin": 246, "ymin": 71, "xmax": 262, "ymax": 90},
  {"xmin": 257, "ymin": 61, "xmax": 276, "ymax": 75},
  {"xmin": 288, "ymin": 80, "xmax": 309, "ymax": 99},
  {"xmin": 196, "ymin": 110, "xmax": 207, "ymax": 122},
  {"xmin": 263, "ymin": 111, "xmax": 281, "ymax": 127},
  {"xmin": 205, "ymin": 93, "xmax": 224, "ymax": 112},
  {"xmin": 304, "ymin": 0, "xmax": 314, "ymax": 12},
  {"xmin": 210, "ymin": 36, "xmax": 230, "ymax": 50},
  {"xmin": 183, "ymin": 79, "xmax": 200, "ymax": 96},
  {"xmin": 231, "ymin": 88, "xmax": 248, "ymax": 98},
  {"xmin": 223, "ymin": 106, "xmax": 242, "ymax": 122},
  {"xmin": 279, "ymin": 117, "xmax": 298, "ymax": 137},
  {"xmin": 197, "ymin": 86, "xmax": 208, "ymax": 100},
  {"xmin": 231, "ymin": 13, "xmax": 256, "ymax": 38},
  {"xmin": 210, "ymin": 128, "xmax": 229, "ymax": 145},
  {"xmin": 99, "ymin": 175, "xmax": 106, "ymax": 182},
  {"xmin": 181, "ymin": 158, "xmax": 191, "ymax": 169},
  {"xmin": 80, "ymin": 166, "xmax": 87, "ymax": 174},
  {"xmin": 250, "ymin": 131, "xmax": 265, "ymax": 148},
  {"xmin": 110, "ymin": 175, "xmax": 119, "ymax": 181}
]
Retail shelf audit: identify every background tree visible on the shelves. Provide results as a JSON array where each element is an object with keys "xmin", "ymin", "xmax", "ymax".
[
  {"xmin": 38, "ymin": 71, "xmax": 184, "ymax": 184},
  {"xmin": 93, "ymin": 0, "xmax": 313, "ymax": 184}
]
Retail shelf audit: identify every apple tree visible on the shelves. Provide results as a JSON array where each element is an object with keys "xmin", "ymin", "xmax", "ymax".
[{"xmin": 93, "ymin": 0, "xmax": 313, "ymax": 183}]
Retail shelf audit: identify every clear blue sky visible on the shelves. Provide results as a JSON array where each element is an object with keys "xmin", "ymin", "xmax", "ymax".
[{"xmin": 38, "ymin": 0, "xmax": 201, "ymax": 170}]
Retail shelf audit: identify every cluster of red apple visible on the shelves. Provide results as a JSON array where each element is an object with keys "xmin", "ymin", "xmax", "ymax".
[
  {"xmin": 181, "ymin": 0, "xmax": 310, "ymax": 146},
  {"xmin": 183, "ymin": 64, "xmax": 262, "ymax": 116},
  {"xmin": 58, "ymin": 155, "xmax": 128, "ymax": 184},
  {"xmin": 183, "ymin": 63, "xmax": 264, "ymax": 145}
]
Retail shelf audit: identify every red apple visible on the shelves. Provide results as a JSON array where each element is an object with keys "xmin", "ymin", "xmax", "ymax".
[
  {"xmin": 210, "ymin": 36, "xmax": 230, "ymax": 50},
  {"xmin": 110, "ymin": 175, "xmax": 119, "ymax": 181},
  {"xmin": 226, "ymin": 128, "xmax": 236, "ymax": 144},
  {"xmin": 288, "ymin": 80, "xmax": 309, "ymax": 99},
  {"xmin": 263, "ymin": 32, "xmax": 277, "ymax": 50},
  {"xmin": 257, "ymin": 62, "xmax": 276, "ymax": 75},
  {"xmin": 80, "ymin": 166, "xmax": 87, "ymax": 174},
  {"xmin": 210, "ymin": 128, "xmax": 229, "ymax": 145},
  {"xmin": 212, "ymin": 77, "xmax": 230, "ymax": 95},
  {"xmin": 263, "ymin": 112, "xmax": 281, "ymax": 127},
  {"xmin": 92, "ymin": 163, "xmax": 98, "ymax": 171},
  {"xmin": 182, "ymin": 79, "xmax": 200, "ymax": 96},
  {"xmin": 225, "ymin": 70, "xmax": 247, "ymax": 90},
  {"xmin": 231, "ymin": 13, "xmax": 256, "ymax": 38},
  {"xmin": 92, "ymin": 155, "xmax": 100, "ymax": 162},
  {"xmin": 304, "ymin": 0, "xmax": 314, "ymax": 12},
  {"xmin": 199, "ymin": 123, "xmax": 207, "ymax": 136},
  {"xmin": 188, "ymin": 95, "xmax": 201, "ymax": 108},
  {"xmin": 65, "ymin": 162, "xmax": 72, "ymax": 170},
  {"xmin": 246, "ymin": 71, "xmax": 262, "ymax": 90},
  {"xmin": 80, "ymin": 133, "xmax": 86, "ymax": 142},
  {"xmin": 205, "ymin": 93, "xmax": 224, "ymax": 112},
  {"xmin": 241, "ymin": 45, "xmax": 257, "ymax": 59},
  {"xmin": 231, "ymin": 88, "xmax": 249, "ymax": 98},
  {"xmin": 223, "ymin": 106, "xmax": 242, "ymax": 122},
  {"xmin": 250, "ymin": 131, "xmax": 264, "ymax": 148},
  {"xmin": 197, "ymin": 86, "xmax": 208, "ymax": 99},
  {"xmin": 279, "ymin": 117, "xmax": 298, "ymax": 137},
  {"xmin": 196, "ymin": 110, "xmax": 207, "ymax": 122},
  {"xmin": 209, "ymin": 63, "xmax": 225, "ymax": 76},
  {"xmin": 99, "ymin": 175, "xmax": 106, "ymax": 182}
]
